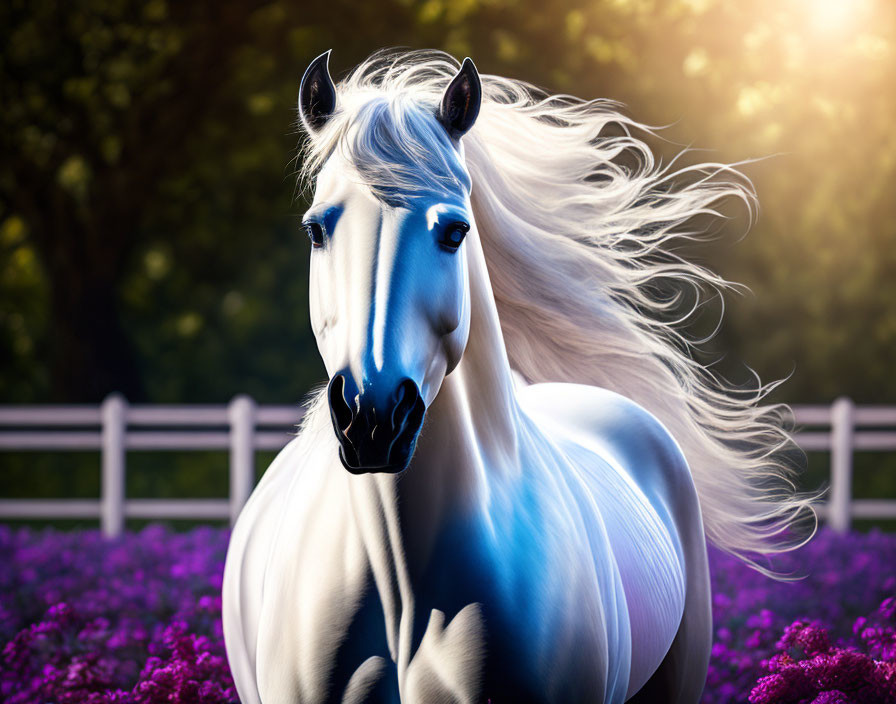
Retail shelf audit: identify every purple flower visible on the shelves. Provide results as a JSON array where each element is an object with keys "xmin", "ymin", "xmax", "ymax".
[
  {"xmin": 0, "ymin": 524, "xmax": 894, "ymax": 701},
  {"xmin": 704, "ymin": 528, "xmax": 896, "ymax": 703},
  {"xmin": 0, "ymin": 525, "xmax": 237, "ymax": 703}
]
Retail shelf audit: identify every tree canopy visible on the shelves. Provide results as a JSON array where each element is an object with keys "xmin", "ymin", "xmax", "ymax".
[{"xmin": 1, "ymin": 0, "xmax": 894, "ymax": 405}]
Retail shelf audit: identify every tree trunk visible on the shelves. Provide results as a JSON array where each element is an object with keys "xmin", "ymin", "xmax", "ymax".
[{"xmin": 47, "ymin": 270, "xmax": 144, "ymax": 403}]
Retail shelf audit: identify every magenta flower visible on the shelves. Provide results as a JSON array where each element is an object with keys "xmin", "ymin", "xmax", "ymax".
[{"xmin": 0, "ymin": 525, "xmax": 894, "ymax": 701}]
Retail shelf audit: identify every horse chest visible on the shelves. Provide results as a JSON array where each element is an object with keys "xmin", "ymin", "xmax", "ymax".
[
  {"xmin": 255, "ymin": 515, "xmax": 592, "ymax": 703},
  {"xmin": 254, "ymin": 535, "xmax": 486, "ymax": 702},
  {"xmin": 397, "ymin": 516, "xmax": 616, "ymax": 702},
  {"xmin": 246, "ymin": 447, "xmax": 625, "ymax": 704}
]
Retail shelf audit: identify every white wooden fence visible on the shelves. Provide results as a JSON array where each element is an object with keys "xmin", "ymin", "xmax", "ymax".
[
  {"xmin": 792, "ymin": 397, "xmax": 896, "ymax": 532},
  {"xmin": 0, "ymin": 394, "xmax": 304, "ymax": 536},
  {"xmin": 0, "ymin": 394, "xmax": 895, "ymax": 536}
]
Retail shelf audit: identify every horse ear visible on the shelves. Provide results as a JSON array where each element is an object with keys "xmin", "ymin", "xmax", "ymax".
[
  {"xmin": 438, "ymin": 57, "xmax": 481, "ymax": 140},
  {"xmin": 299, "ymin": 50, "xmax": 337, "ymax": 133}
]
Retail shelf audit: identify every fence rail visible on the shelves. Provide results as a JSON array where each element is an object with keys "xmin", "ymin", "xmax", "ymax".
[
  {"xmin": 0, "ymin": 394, "xmax": 304, "ymax": 536},
  {"xmin": 0, "ymin": 394, "xmax": 895, "ymax": 536}
]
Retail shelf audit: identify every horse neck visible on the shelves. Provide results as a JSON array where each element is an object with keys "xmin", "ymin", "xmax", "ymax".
[
  {"xmin": 414, "ymin": 225, "xmax": 523, "ymax": 490},
  {"xmin": 354, "ymin": 228, "xmax": 521, "ymax": 580},
  {"xmin": 344, "ymin": 231, "xmax": 521, "ymax": 673}
]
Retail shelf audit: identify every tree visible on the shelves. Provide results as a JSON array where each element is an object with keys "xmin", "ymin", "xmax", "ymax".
[
  {"xmin": 0, "ymin": 1, "xmax": 283, "ymax": 400},
  {"xmin": 2, "ymin": 0, "xmax": 895, "ymax": 406}
]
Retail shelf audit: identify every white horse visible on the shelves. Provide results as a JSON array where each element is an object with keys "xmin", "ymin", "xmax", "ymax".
[{"xmin": 223, "ymin": 50, "xmax": 813, "ymax": 703}]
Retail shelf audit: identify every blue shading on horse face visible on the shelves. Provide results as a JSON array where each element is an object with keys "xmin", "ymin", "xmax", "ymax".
[{"xmin": 305, "ymin": 155, "xmax": 473, "ymax": 473}]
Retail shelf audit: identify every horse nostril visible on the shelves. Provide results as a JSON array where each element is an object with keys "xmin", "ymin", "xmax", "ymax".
[
  {"xmin": 386, "ymin": 378, "xmax": 425, "ymax": 466},
  {"xmin": 390, "ymin": 378, "xmax": 421, "ymax": 434},
  {"xmin": 328, "ymin": 374, "xmax": 354, "ymax": 433}
]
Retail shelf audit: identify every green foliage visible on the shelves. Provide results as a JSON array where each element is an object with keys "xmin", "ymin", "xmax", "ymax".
[
  {"xmin": 1, "ymin": 0, "xmax": 895, "ymax": 504},
  {"xmin": 2, "ymin": 0, "xmax": 894, "ymax": 405}
]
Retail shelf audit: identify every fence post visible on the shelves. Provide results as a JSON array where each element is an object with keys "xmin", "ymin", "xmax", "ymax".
[
  {"xmin": 829, "ymin": 396, "xmax": 855, "ymax": 534},
  {"xmin": 101, "ymin": 393, "xmax": 127, "ymax": 538},
  {"xmin": 228, "ymin": 395, "xmax": 256, "ymax": 525}
]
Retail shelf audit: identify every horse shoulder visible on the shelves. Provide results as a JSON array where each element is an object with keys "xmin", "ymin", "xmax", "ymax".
[
  {"xmin": 224, "ymin": 413, "xmax": 369, "ymax": 704},
  {"xmin": 517, "ymin": 382, "xmax": 694, "ymax": 520},
  {"xmin": 517, "ymin": 382, "xmax": 695, "ymax": 698},
  {"xmin": 223, "ymin": 434, "xmax": 315, "ymax": 704}
]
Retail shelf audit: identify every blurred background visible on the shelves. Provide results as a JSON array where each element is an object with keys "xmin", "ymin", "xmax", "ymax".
[{"xmin": 1, "ymin": 0, "xmax": 894, "ymax": 519}]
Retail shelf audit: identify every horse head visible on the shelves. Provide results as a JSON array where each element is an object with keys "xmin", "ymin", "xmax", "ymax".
[{"xmin": 298, "ymin": 51, "xmax": 482, "ymax": 474}]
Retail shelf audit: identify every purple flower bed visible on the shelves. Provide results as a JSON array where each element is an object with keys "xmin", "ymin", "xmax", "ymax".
[
  {"xmin": 706, "ymin": 530, "xmax": 896, "ymax": 703},
  {"xmin": 1, "ymin": 525, "xmax": 894, "ymax": 703},
  {"xmin": 0, "ymin": 525, "xmax": 233, "ymax": 703}
]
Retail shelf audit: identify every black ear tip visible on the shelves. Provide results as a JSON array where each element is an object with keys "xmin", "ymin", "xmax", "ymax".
[
  {"xmin": 309, "ymin": 49, "xmax": 332, "ymax": 70},
  {"xmin": 301, "ymin": 50, "xmax": 331, "ymax": 85},
  {"xmin": 459, "ymin": 57, "xmax": 480, "ymax": 85}
]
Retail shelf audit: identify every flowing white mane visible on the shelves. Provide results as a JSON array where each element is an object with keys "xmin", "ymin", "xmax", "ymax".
[{"xmin": 298, "ymin": 49, "xmax": 815, "ymax": 568}]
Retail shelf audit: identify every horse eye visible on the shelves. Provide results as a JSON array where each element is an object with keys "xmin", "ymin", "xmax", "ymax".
[
  {"xmin": 304, "ymin": 222, "xmax": 325, "ymax": 248},
  {"xmin": 439, "ymin": 222, "xmax": 469, "ymax": 250}
]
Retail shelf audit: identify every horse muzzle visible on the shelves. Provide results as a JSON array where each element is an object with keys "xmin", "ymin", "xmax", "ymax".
[{"xmin": 327, "ymin": 373, "xmax": 426, "ymax": 474}]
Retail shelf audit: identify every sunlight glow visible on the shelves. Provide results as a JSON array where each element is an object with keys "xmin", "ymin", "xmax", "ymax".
[{"xmin": 805, "ymin": 0, "xmax": 869, "ymax": 35}]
